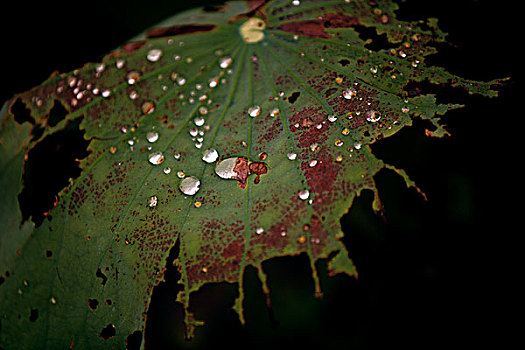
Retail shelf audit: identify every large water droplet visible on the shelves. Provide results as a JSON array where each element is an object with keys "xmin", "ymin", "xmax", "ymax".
[
  {"xmin": 146, "ymin": 131, "xmax": 159, "ymax": 143},
  {"xmin": 148, "ymin": 151, "xmax": 164, "ymax": 165},
  {"xmin": 179, "ymin": 176, "xmax": 200, "ymax": 196},
  {"xmin": 202, "ymin": 148, "xmax": 219, "ymax": 163},
  {"xmin": 147, "ymin": 49, "xmax": 162, "ymax": 62},
  {"xmin": 215, "ymin": 157, "xmax": 238, "ymax": 179}
]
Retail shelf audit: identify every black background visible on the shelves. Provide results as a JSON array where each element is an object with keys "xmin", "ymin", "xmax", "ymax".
[{"xmin": 0, "ymin": 1, "xmax": 520, "ymax": 349}]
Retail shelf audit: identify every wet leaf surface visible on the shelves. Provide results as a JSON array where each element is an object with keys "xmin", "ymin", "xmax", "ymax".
[{"xmin": 0, "ymin": 0, "xmax": 506, "ymax": 348}]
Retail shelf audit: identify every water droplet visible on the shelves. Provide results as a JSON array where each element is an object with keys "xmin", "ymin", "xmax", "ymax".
[
  {"xmin": 219, "ymin": 56, "xmax": 232, "ymax": 69},
  {"xmin": 127, "ymin": 71, "xmax": 140, "ymax": 85},
  {"xmin": 148, "ymin": 196, "xmax": 158, "ymax": 207},
  {"xmin": 142, "ymin": 101, "xmax": 155, "ymax": 115},
  {"xmin": 202, "ymin": 148, "xmax": 219, "ymax": 163},
  {"xmin": 334, "ymin": 139, "xmax": 344, "ymax": 147},
  {"xmin": 309, "ymin": 160, "xmax": 318, "ymax": 167},
  {"xmin": 370, "ymin": 66, "xmax": 378, "ymax": 74},
  {"xmin": 292, "ymin": 0, "xmax": 300, "ymax": 5},
  {"xmin": 287, "ymin": 152, "xmax": 297, "ymax": 160},
  {"xmin": 401, "ymin": 106, "xmax": 410, "ymax": 113},
  {"xmin": 50, "ymin": 296, "xmax": 57, "ymax": 304},
  {"xmin": 176, "ymin": 76, "xmax": 186, "ymax": 86},
  {"xmin": 102, "ymin": 89, "xmax": 111, "ymax": 98},
  {"xmin": 148, "ymin": 151, "xmax": 164, "ymax": 165},
  {"xmin": 173, "ymin": 153, "xmax": 181, "ymax": 160},
  {"xmin": 146, "ymin": 131, "xmax": 159, "ymax": 143},
  {"xmin": 198, "ymin": 106, "xmax": 208, "ymax": 116},
  {"xmin": 341, "ymin": 128, "xmax": 350, "ymax": 135},
  {"xmin": 179, "ymin": 176, "xmax": 200, "ymax": 196},
  {"xmin": 310, "ymin": 143, "xmax": 320, "ymax": 152},
  {"xmin": 177, "ymin": 171, "xmax": 186, "ymax": 178},
  {"xmin": 298, "ymin": 190, "xmax": 310, "ymax": 200},
  {"xmin": 116, "ymin": 59, "xmax": 125, "ymax": 69},
  {"xmin": 147, "ymin": 49, "xmax": 162, "ymax": 62},
  {"xmin": 215, "ymin": 157, "xmax": 238, "ymax": 179},
  {"xmin": 208, "ymin": 77, "xmax": 219, "ymax": 88},
  {"xmin": 354, "ymin": 143, "xmax": 362, "ymax": 149},
  {"xmin": 269, "ymin": 108, "xmax": 280, "ymax": 117},
  {"xmin": 328, "ymin": 115, "xmax": 338, "ymax": 122},
  {"xmin": 189, "ymin": 128, "xmax": 198, "ymax": 137},
  {"xmin": 256, "ymin": 227, "xmax": 264, "ymax": 235},
  {"xmin": 248, "ymin": 105, "xmax": 261, "ymax": 117},
  {"xmin": 129, "ymin": 90, "xmax": 138, "ymax": 100},
  {"xmin": 343, "ymin": 88, "xmax": 357, "ymax": 100},
  {"xmin": 366, "ymin": 110, "xmax": 381, "ymax": 122},
  {"xmin": 163, "ymin": 167, "xmax": 171, "ymax": 174}
]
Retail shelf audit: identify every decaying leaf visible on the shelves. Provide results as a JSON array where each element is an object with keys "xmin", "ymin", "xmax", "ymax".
[{"xmin": 0, "ymin": 0, "xmax": 505, "ymax": 348}]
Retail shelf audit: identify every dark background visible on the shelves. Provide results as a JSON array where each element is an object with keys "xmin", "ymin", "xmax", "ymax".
[{"xmin": 0, "ymin": 1, "xmax": 520, "ymax": 349}]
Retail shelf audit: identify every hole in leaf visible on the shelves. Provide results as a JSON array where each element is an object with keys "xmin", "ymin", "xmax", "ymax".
[
  {"xmin": 96, "ymin": 268, "xmax": 108, "ymax": 286},
  {"xmin": 353, "ymin": 25, "xmax": 398, "ymax": 51},
  {"xmin": 10, "ymin": 98, "xmax": 34, "ymax": 125},
  {"xmin": 100, "ymin": 324, "xmax": 116, "ymax": 340},
  {"xmin": 45, "ymin": 250, "xmax": 53, "ymax": 258},
  {"xmin": 288, "ymin": 91, "xmax": 301, "ymax": 104},
  {"xmin": 105, "ymin": 299, "xmax": 112, "ymax": 306},
  {"xmin": 29, "ymin": 309, "xmax": 38, "ymax": 322},
  {"xmin": 88, "ymin": 298, "xmax": 99, "ymax": 310},
  {"xmin": 126, "ymin": 330, "xmax": 143, "ymax": 350},
  {"xmin": 47, "ymin": 100, "xmax": 69, "ymax": 127},
  {"xmin": 145, "ymin": 239, "xmax": 183, "ymax": 348},
  {"xmin": 0, "ymin": 276, "xmax": 4, "ymax": 286},
  {"xmin": 17, "ymin": 117, "xmax": 90, "ymax": 227},
  {"xmin": 338, "ymin": 58, "xmax": 350, "ymax": 66},
  {"xmin": 324, "ymin": 87, "xmax": 338, "ymax": 98}
]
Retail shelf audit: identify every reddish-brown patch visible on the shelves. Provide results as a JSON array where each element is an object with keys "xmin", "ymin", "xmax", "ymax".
[
  {"xmin": 233, "ymin": 157, "xmax": 250, "ymax": 189},
  {"xmin": 146, "ymin": 24, "xmax": 217, "ymax": 39},
  {"xmin": 277, "ymin": 13, "xmax": 359, "ymax": 39},
  {"xmin": 249, "ymin": 162, "xmax": 268, "ymax": 185},
  {"xmin": 121, "ymin": 41, "xmax": 146, "ymax": 53}
]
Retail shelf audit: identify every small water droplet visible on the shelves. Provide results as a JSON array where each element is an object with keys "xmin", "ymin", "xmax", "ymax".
[
  {"xmin": 298, "ymin": 190, "xmax": 310, "ymax": 200},
  {"xmin": 334, "ymin": 139, "xmax": 344, "ymax": 147},
  {"xmin": 177, "ymin": 171, "xmax": 186, "ymax": 178},
  {"xmin": 147, "ymin": 49, "xmax": 162, "ymax": 62},
  {"xmin": 142, "ymin": 101, "xmax": 155, "ymax": 115},
  {"xmin": 202, "ymin": 148, "xmax": 219, "ymax": 163},
  {"xmin": 343, "ymin": 88, "xmax": 357, "ymax": 100},
  {"xmin": 310, "ymin": 143, "xmax": 320, "ymax": 152},
  {"xmin": 102, "ymin": 89, "xmax": 111, "ymax": 98},
  {"xmin": 269, "ymin": 108, "xmax": 280, "ymax": 117},
  {"xmin": 341, "ymin": 128, "xmax": 350, "ymax": 135},
  {"xmin": 148, "ymin": 151, "xmax": 164, "ymax": 165},
  {"xmin": 292, "ymin": 0, "xmax": 300, "ymax": 5},
  {"xmin": 248, "ymin": 105, "xmax": 261, "ymax": 117},
  {"xmin": 219, "ymin": 56, "xmax": 232, "ymax": 69},
  {"xmin": 176, "ymin": 76, "xmax": 186, "ymax": 86},
  {"xmin": 208, "ymin": 77, "xmax": 219, "ymax": 88},
  {"xmin": 163, "ymin": 167, "xmax": 171, "ymax": 174},
  {"xmin": 287, "ymin": 152, "xmax": 297, "ymax": 160},
  {"xmin": 309, "ymin": 160, "xmax": 318, "ymax": 167},
  {"xmin": 328, "ymin": 115, "xmax": 338, "ymax": 122},
  {"xmin": 179, "ymin": 176, "xmax": 200, "ymax": 196},
  {"xmin": 127, "ymin": 71, "xmax": 141, "ymax": 85},
  {"xmin": 189, "ymin": 128, "xmax": 198, "ymax": 137},
  {"xmin": 198, "ymin": 107, "xmax": 208, "ymax": 116},
  {"xmin": 401, "ymin": 106, "xmax": 410, "ymax": 113},
  {"xmin": 116, "ymin": 59, "xmax": 125, "ymax": 69},
  {"xmin": 256, "ymin": 227, "xmax": 264, "ymax": 235},
  {"xmin": 148, "ymin": 196, "xmax": 158, "ymax": 207},
  {"xmin": 366, "ymin": 110, "xmax": 381, "ymax": 122}
]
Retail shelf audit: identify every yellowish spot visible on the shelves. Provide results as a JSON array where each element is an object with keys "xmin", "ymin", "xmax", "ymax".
[{"xmin": 239, "ymin": 18, "xmax": 266, "ymax": 43}]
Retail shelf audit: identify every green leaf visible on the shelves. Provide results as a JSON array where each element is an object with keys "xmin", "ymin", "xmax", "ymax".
[{"xmin": 0, "ymin": 0, "xmax": 504, "ymax": 348}]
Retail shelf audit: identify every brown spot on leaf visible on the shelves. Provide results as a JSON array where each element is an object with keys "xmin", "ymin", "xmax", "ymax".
[
  {"xmin": 121, "ymin": 41, "xmax": 146, "ymax": 53},
  {"xmin": 277, "ymin": 13, "xmax": 359, "ymax": 39},
  {"xmin": 233, "ymin": 157, "xmax": 250, "ymax": 189},
  {"xmin": 146, "ymin": 24, "xmax": 217, "ymax": 39}
]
